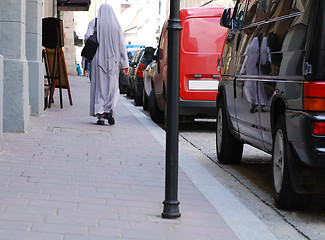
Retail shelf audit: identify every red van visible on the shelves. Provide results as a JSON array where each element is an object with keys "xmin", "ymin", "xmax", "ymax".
[{"xmin": 148, "ymin": 7, "xmax": 228, "ymax": 123}]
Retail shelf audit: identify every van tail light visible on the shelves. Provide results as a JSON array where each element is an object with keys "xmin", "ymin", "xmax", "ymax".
[
  {"xmin": 137, "ymin": 63, "xmax": 145, "ymax": 78},
  {"xmin": 314, "ymin": 122, "xmax": 325, "ymax": 135},
  {"xmin": 304, "ymin": 81, "xmax": 325, "ymax": 111}
]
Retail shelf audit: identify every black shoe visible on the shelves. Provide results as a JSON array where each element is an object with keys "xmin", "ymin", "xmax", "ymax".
[
  {"xmin": 104, "ymin": 113, "xmax": 115, "ymax": 125},
  {"xmin": 97, "ymin": 117, "xmax": 105, "ymax": 125},
  {"xmin": 249, "ymin": 104, "xmax": 257, "ymax": 113},
  {"xmin": 108, "ymin": 117, "xmax": 115, "ymax": 125}
]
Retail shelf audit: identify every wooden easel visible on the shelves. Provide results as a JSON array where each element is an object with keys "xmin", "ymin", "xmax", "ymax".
[{"xmin": 43, "ymin": 46, "xmax": 73, "ymax": 108}]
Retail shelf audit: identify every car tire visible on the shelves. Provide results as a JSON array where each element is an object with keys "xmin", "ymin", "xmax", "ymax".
[
  {"xmin": 163, "ymin": 100, "xmax": 167, "ymax": 129},
  {"xmin": 130, "ymin": 85, "xmax": 134, "ymax": 98},
  {"xmin": 216, "ymin": 98, "xmax": 243, "ymax": 164},
  {"xmin": 134, "ymin": 87, "xmax": 143, "ymax": 106},
  {"xmin": 143, "ymin": 88, "xmax": 149, "ymax": 110},
  {"xmin": 126, "ymin": 83, "xmax": 131, "ymax": 97},
  {"xmin": 119, "ymin": 84, "xmax": 126, "ymax": 94},
  {"xmin": 129, "ymin": 78, "xmax": 135, "ymax": 99},
  {"xmin": 148, "ymin": 89, "xmax": 164, "ymax": 123},
  {"xmin": 272, "ymin": 114, "xmax": 310, "ymax": 210}
]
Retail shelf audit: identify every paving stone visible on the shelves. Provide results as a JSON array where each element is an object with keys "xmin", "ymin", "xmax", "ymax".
[{"xmin": 0, "ymin": 76, "xmax": 239, "ymax": 240}]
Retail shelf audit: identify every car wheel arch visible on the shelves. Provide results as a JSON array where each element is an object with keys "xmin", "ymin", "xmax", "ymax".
[
  {"xmin": 216, "ymin": 86, "xmax": 240, "ymax": 139},
  {"xmin": 216, "ymin": 85, "xmax": 226, "ymax": 109}
]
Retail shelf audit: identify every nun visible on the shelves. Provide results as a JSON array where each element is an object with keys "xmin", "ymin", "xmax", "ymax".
[{"xmin": 84, "ymin": 3, "xmax": 129, "ymax": 125}]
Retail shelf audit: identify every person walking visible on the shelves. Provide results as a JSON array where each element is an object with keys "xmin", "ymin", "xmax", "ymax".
[{"xmin": 84, "ymin": 3, "xmax": 129, "ymax": 125}]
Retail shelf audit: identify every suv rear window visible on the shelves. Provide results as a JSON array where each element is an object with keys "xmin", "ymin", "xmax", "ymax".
[{"xmin": 182, "ymin": 17, "xmax": 225, "ymax": 53}]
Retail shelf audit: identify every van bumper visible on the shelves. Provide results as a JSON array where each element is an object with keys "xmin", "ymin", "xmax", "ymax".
[
  {"xmin": 178, "ymin": 98, "xmax": 217, "ymax": 117},
  {"xmin": 286, "ymin": 111, "xmax": 325, "ymax": 194}
]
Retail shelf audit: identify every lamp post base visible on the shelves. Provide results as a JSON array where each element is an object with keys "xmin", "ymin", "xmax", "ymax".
[{"xmin": 162, "ymin": 200, "xmax": 181, "ymax": 219}]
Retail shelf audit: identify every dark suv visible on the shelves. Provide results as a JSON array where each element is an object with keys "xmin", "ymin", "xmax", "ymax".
[
  {"xmin": 217, "ymin": 0, "xmax": 325, "ymax": 209},
  {"xmin": 133, "ymin": 47, "xmax": 155, "ymax": 106},
  {"xmin": 126, "ymin": 48, "xmax": 144, "ymax": 98},
  {"xmin": 119, "ymin": 45, "xmax": 143, "ymax": 94}
]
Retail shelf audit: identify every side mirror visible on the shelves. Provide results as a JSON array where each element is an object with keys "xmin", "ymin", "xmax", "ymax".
[{"xmin": 220, "ymin": 8, "xmax": 232, "ymax": 29}]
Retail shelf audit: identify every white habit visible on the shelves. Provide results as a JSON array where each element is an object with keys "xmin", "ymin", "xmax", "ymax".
[{"xmin": 84, "ymin": 4, "xmax": 128, "ymax": 117}]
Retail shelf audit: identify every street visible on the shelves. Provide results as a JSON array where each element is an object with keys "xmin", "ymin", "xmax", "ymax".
[{"xmin": 126, "ymin": 95, "xmax": 325, "ymax": 240}]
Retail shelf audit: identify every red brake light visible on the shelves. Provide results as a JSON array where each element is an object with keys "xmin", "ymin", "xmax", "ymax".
[
  {"xmin": 314, "ymin": 122, "xmax": 325, "ymax": 135},
  {"xmin": 137, "ymin": 63, "xmax": 145, "ymax": 77},
  {"xmin": 304, "ymin": 81, "xmax": 325, "ymax": 111}
]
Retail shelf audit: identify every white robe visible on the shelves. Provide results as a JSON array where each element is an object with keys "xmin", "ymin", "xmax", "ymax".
[
  {"xmin": 240, "ymin": 37, "xmax": 271, "ymax": 106},
  {"xmin": 84, "ymin": 4, "xmax": 129, "ymax": 117}
]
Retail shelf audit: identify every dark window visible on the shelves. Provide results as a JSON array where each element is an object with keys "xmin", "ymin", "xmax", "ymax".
[
  {"xmin": 256, "ymin": 0, "xmax": 272, "ymax": 21},
  {"xmin": 233, "ymin": 0, "xmax": 247, "ymax": 29},
  {"xmin": 182, "ymin": 17, "xmax": 225, "ymax": 53},
  {"xmin": 244, "ymin": 0, "xmax": 272, "ymax": 26},
  {"xmin": 263, "ymin": 0, "xmax": 312, "ymax": 76}
]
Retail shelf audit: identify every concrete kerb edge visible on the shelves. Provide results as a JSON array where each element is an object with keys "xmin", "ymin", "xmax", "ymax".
[{"xmin": 119, "ymin": 95, "xmax": 277, "ymax": 240}]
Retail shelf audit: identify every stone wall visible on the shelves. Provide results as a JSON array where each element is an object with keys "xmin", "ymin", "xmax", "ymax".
[
  {"xmin": 63, "ymin": 11, "xmax": 77, "ymax": 76},
  {"xmin": 43, "ymin": 0, "xmax": 55, "ymax": 17},
  {"xmin": 0, "ymin": 55, "xmax": 3, "ymax": 151},
  {"xmin": 27, "ymin": 0, "xmax": 44, "ymax": 116},
  {"xmin": 0, "ymin": 0, "xmax": 30, "ymax": 132}
]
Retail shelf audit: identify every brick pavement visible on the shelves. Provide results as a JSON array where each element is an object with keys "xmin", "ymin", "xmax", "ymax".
[{"xmin": 0, "ymin": 75, "xmax": 244, "ymax": 240}]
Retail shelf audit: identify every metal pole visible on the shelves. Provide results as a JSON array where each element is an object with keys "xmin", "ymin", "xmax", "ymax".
[{"xmin": 162, "ymin": 0, "xmax": 182, "ymax": 219}]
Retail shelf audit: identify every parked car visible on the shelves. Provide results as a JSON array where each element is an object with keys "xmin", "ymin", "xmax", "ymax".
[
  {"xmin": 126, "ymin": 47, "xmax": 145, "ymax": 97},
  {"xmin": 149, "ymin": 8, "xmax": 228, "ymax": 123},
  {"xmin": 216, "ymin": 0, "xmax": 325, "ymax": 210},
  {"xmin": 119, "ymin": 69, "xmax": 128, "ymax": 94},
  {"xmin": 132, "ymin": 46, "xmax": 155, "ymax": 106},
  {"xmin": 143, "ymin": 48, "xmax": 158, "ymax": 110},
  {"xmin": 126, "ymin": 44, "xmax": 143, "ymax": 62},
  {"xmin": 119, "ymin": 45, "xmax": 143, "ymax": 94}
]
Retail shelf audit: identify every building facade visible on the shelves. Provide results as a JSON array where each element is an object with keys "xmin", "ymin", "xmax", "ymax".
[
  {"xmin": 0, "ymin": 0, "xmax": 233, "ymax": 151},
  {"xmin": 121, "ymin": 0, "xmax": 234, "ymax": 48},
  {"xmin": 165, "ymin": 0, "xmax": 235, "ymax": 17},
  {"xmin": 180, "ymin": 0, "xmax": 235, "ymax": 8},
  {"xmin": 0, "ymin": 0, "xmax": 44, "ymax": 138},
  {"xmin": 0, "ymin": 0, "xmax": 90, "ymax": 152},
  {"xmin": 135, "ymin": 0, "xmax": 165, "ymax": 47}
]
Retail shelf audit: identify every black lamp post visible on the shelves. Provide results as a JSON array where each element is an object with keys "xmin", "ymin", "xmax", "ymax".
[{"xmin": 162, "ymin": 0, "xmax": 182, "ymax": 219}]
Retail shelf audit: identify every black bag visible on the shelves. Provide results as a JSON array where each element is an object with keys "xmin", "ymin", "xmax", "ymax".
[
  {"xmin": 261, "ymin": 59, "xmax": 272, "ymax": 75},
  {"xmin": 81, "ymin": 18, "xmax": 98, "ymax": 61}
]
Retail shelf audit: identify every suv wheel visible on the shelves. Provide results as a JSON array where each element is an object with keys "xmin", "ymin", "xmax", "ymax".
[
  {"xmin": 148, "ymin": 89, "xmax": 163, "ymax": 123},
  {"xmin": 130, "ymin": 84, "xmax": 135, "ymax": 99},
  {"xmin": 143, "ymin": 88, "xmax": 149, "ymax": 110},
  {"xmin": 272, "ymin": 114, "xmax": 310, "ymax": 209},
  {"xmin": 119, "ymin": 84, "xmax": 126, "ymax": 94},
  {"xmin": 134, "ymin": 90, "xmax": 143, "ymax": 106},
  {"xmin": 126, "ymin": 84, "xmax": 131, "ymax": 97},
  {"xmin": 216, "ymin": 98, "xmax": 243, "ymax": 164}
]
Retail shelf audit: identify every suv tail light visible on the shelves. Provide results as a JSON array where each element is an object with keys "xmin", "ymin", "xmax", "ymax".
[
  {"xmin": 304, "ymin": 81, "xmax": 325, "ymax": 111},
  {"xmin": 137, "ymin": 63, "xmax": 145, "ymax": 78},
  {"xmin": 314, "ymin": 122, "xmax": 325, "ymax": 135}
]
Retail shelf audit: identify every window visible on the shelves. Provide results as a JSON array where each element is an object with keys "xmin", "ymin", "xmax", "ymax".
[
  {"xmin": 182, "ymin": 17, "xmax": 225, "ymax": 53},
  {"xmin": 233, "ymin": 0, "xmax": 247, "ymax": 29},
  {"xmin": 244, "ymin": 0, "xmax": 272, "ymax": 26}
]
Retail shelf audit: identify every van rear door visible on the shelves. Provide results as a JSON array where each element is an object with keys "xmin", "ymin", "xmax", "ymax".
[{"xmin": 179, "ymin": 8, "xmax": 228, "ymax": 102}]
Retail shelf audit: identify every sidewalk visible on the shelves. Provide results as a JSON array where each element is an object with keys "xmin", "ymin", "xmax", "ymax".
[{"xmin": 0, "ymin": 76, "xmax": 276, "ymax": 240}]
